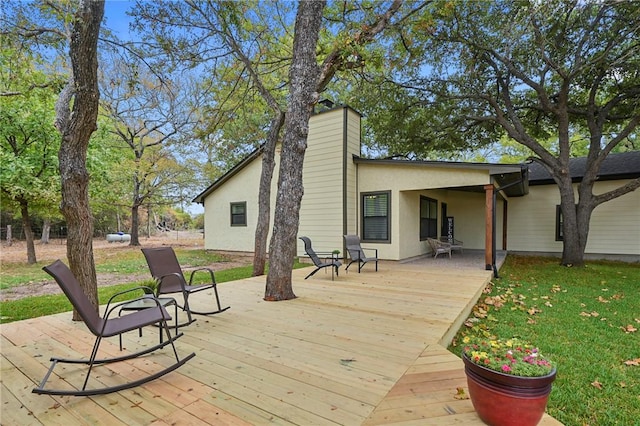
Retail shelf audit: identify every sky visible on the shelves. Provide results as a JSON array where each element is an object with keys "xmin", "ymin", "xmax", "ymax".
[
  {"xmin": 102, "ymin": 1, "xmax": 136, "ymax": 39},
  {"xmin": 101, "ymin": 1, "xmax": 206, "ymax": 216}
]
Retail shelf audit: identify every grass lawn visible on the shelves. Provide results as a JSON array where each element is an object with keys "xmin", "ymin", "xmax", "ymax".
[
  {"xmin": 449, "ymin": 255, "xmax": 640, "ymax": 426},
  {"xmin": 0, "ymin": 249, "xmax": 306, "ymax": 324}
]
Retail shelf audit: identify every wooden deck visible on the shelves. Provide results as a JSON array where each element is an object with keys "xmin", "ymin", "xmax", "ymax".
[{"xmin": 1, "ymin": 260, "xmax": 563, "ymax": 425}]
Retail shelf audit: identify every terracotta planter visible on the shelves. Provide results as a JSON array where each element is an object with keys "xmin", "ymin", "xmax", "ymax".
[{"xmin": 462, "ymin": 353, "xmax": 556, "ymax": 426}]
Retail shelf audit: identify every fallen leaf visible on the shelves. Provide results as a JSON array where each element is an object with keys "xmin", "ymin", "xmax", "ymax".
[
  {"xmin": 621, "ymin": 325, "xmax": 638, "ymax": 333},
  {"xmin": 591, "ymin": 311, "xmax": 600, "ymax": 317},
  {"xmin": 544, "ymin": 301, "xmax": 553, "ymax": 307},
  {"xmin": 597, "ymin": 296, "xmax": 609, "ymax": 303},
  {"xmin": 623, "ymin": 358, "xmax": 640, "ymax": 366},
  {"xmin": 527, "ymin": 307, "xmax": 541, "ymax": 316},
  {"xmin": 591, "ymin": 380, "xmax": 603, "ymax": 390},
  {"xmin": 473, "ymin": 306, "xmax": 488, "ymax": 319},
  {"xmin": 580, "ymin": 311, "xmax": 592, "ymax": 317},
  {"xmin": 527, "ymin": 318, "xmax": 537, "ymax": 325},
  {"xmin": 453, "ymin": 387, "xmax": 469, "ymax": 400},
  {"xmin": 484, "ymin": 296, "xmax": 505, "ymax": 308},
  {"xmin": 619, "ymin": 382, "xmax": 627, "ymax": 388}
]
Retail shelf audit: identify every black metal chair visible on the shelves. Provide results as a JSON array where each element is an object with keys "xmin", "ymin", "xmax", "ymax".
[
  {"xmin": 344, "ymin": 234, "xmax": 378, "ymax": 272},
  {"xmin": 34, "ymin": 260, "xmax": 195, "ymax": 396},
  {"xmin": 299, "ymin": 236, "xmax": 342, "ymax": 280},
  {"xmin": 142, "ymin": 247, "xmax": 230, "ymax": 326}
]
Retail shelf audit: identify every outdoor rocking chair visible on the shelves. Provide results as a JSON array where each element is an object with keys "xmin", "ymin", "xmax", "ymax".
[
  {"xmin": 142, "ymin": 247, "xmax": 230, "ymax": 326},
  {"xmin": 33, "ymin": 260, "xmax": 195, "ymax": 397},
  {"xmin": 343, "ymin": 234, "xmax": 378, "ymax": 273},
  {"xmin": 299, "ymin": 236, "xmax": 342, "ymax": 280}
]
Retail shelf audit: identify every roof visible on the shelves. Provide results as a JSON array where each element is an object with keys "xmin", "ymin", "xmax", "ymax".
[
  {"xmin": 527, "ymin": 151, "xmax": 640, "ymax": 185},
  {"xmin": 353, "ymin": 156, "xmax": 523, "ymax": 175},
  {"xmin": 192, "ymin": 144, "xmax": 264, "ymax": 204},
  {"xmin": 354, "ymin": 157, "xmax": 529, "ymax": 197}
]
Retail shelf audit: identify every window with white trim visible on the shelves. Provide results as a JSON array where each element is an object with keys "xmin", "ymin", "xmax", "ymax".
[{"xmin": 230, "ymin": 202, "xmax": 247, "ymax": 226}]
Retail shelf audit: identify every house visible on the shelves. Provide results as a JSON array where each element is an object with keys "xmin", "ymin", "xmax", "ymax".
[{"xmin": 193, "ymin": 105, "xmax": 640, "ymax": 266}]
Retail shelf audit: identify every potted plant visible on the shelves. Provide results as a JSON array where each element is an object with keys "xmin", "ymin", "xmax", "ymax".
[{"xmin": 461, "ymin": 337, "xmax": 556, "ymax": 426}]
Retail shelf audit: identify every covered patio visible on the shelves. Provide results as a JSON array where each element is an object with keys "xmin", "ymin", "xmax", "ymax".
[{"xmin": 1, "ymin": 258, "xmax": 562, "ymax": 425}]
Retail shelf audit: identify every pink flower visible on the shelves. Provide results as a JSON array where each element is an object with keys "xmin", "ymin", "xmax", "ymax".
[{"xmin": 501, "ymin": 365, "xmax": 512, "ymax": 373}]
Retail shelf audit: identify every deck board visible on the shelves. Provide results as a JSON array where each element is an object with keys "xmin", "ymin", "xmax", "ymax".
[{"xmin": 1, "ymin": 259, "xmax": 562, "ymax": 425}]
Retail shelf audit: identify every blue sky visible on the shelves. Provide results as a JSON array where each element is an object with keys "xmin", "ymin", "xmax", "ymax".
[{"xmin": 103, "ymin": 1, "xmax": 135, "ymax": 38}]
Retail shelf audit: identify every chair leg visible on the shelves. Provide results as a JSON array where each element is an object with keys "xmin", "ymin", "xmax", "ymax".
[
  {"xmin": 33, "ymin": 330, "xmax": 194, "ymax": 397},
  {"xmin": 345, "ymin": 261, "xmax": 352, "ymax": 272},
  {"xmin": 181, "ymin": 293, "xmax": 195, "ymax": 325},
  {"xmin": 305, "ymin": 267, "xmax": 321, "ymax": 279},
  {"xmin": 82, "ymin": 335, "xmax": 103, "ymax": 391},
  {"xmin": 184, "ymin": 286, "xmax": 230, "ymax": 316}
]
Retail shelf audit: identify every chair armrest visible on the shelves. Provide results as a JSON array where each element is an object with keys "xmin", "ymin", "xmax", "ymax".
[
  {"xmin": 315, "ymin": 251, "xmax": 341, "ymax": 263},
  {"xmin": 440, "ymin": 237, "xmax": 462, "ymax": 245},
  {"xmin": 187, "ymin": 267, "xmax": 216, "ymax": 285},
  {"xmin": 361, "ymin": 247, "xmax": 378, "ymax": 258},
  {"xmin": 156, "ymin": 272, "xmax": 188, "ymax": 293},
  {"xmin": 103, "ymin": 287, "xmax": 163, "ymax": 320}
]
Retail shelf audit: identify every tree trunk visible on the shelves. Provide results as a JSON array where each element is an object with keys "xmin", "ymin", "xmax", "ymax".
[
  {"xmin": 147, "ymin": 205, "xmax": 151, "ymax": 238},
  {"xmin": 264, "ymin": 0, "xmax": 325, "ymax": 301},
  {"xmin": 41, "ymin": 219, "xmax": 51, "ymax": 245},
  {"xmin": 56, "ymin": 0, "xmax": 104, "ymax": 320},
  {"xmin": 558, "ymin": 192, "xmax": 581, "ymax": 266},
  {"xmin": 253, "ymin": 112, "xmax": 285, "ymax": 276},
  {"xmin": 6, "ymin": 225, "xmax": 12, "ymax": 246},
  {"xmin": 18, "ymin": 199, "xmax": 37, "ymax": 264},
  {"xmin": 130, "ymin": 203, "xmax": 141, "ymax": 246}
]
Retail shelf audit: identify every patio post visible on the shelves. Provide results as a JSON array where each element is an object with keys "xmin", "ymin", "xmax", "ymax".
[{"xmin": 484, "ymin": 184, "xmax": 494, "ymax": 271}]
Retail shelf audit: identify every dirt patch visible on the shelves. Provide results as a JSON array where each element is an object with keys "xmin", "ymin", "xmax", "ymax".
[{"xmin": 0, "ymin": 231, "xmax": 253, "ymax": 301}]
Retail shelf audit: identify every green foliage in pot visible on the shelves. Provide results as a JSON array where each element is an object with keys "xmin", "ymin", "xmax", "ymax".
[
  {"xmin": 462, "ymin": 337, "xmax": 555, "ymax": 377},
  {"xmin": 139, "ymin": 279, "xmax": 158, "ymax": 295}
]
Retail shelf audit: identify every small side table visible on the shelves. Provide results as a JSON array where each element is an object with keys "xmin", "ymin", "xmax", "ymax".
[{"xmin": 117, "ymin": 296, "xmax": 178, "ymax": 350}]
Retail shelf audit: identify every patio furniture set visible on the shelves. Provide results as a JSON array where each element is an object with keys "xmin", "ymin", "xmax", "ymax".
[
  {"xmin": 32, "ymin": 234, "xmax": 462, "ymax": 397},
  {"xmin": 33, "ymin": 247, "xmax": 229, "ymax": 397},
  {"xmin": 300, "ymin": 234, "xmax": 379, "ymax": 281},
  {"xmin": 301, "ymin": 235, "xmax": 465, "ymax": 282}
]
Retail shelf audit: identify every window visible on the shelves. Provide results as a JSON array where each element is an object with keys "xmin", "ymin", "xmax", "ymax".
[
  {"xmin": 420, "ymin": 196, "xmax": 438, "ymax": 240},
  {"xmin": 230, "ymin": 202, "xmax": 247, "ymax": 226},
  {"xmin": 555, "ymin": 205, "xmax": 563, "ymax": 241},
  {"xmin": 362, "ymin": 191, "xmax": 390, "ymax": 242}
]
